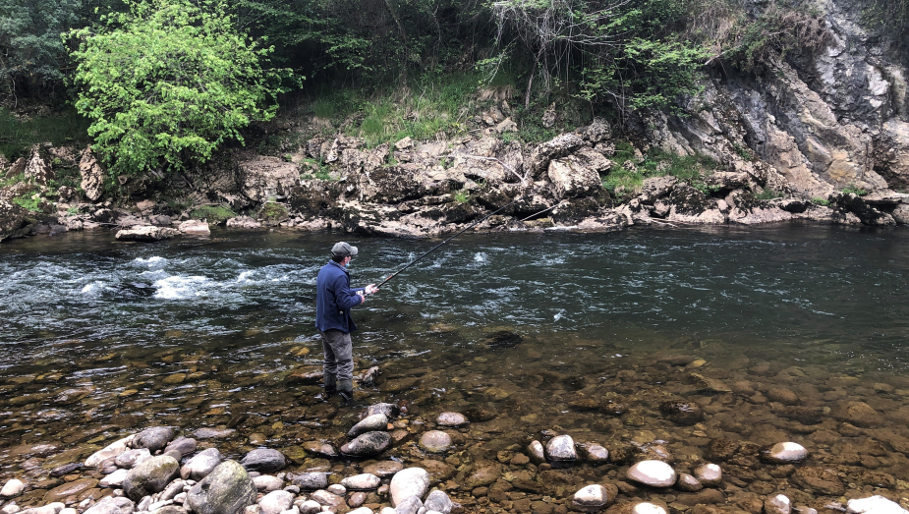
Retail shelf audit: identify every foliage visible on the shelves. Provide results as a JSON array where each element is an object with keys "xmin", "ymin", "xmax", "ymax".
[
  {"xmin": 12, "ymin": 191, "xmax": 43, "ymax": 211},
  {"xmin": 0, "ymin": 0, "xmax": 81, "ymax": 104},
  {"xmin": 811, "ymin": 196, "xmax": 830, "ymax": 206},
  {"xmin": 861, "ymin": 1, "xmax": 909, "ymax": 57},
  {"xmin": 67, "ymin": 0, "xmax": 289, "ymax": 185},
  {"xmin": 258, "ymin": 200, "xmax": 289, "ymax": 221},
  {"xmin": 454, "ymin": 189, "xmax": 469, "ymax": 203},
  {"xmin": 189, "ymin": 204, "xmax": 236, "ymax": 224},
  {"xmin": 601, "ymin": 141, "xmax": 716, "ymax": 198},
  {"xmin": 842, "ymin": 185, "xmax": 868, "ymax": 197},
  {"xmin": 0, "ymin": 107, "xmax": 89, "ymax": 160},
  {"xmin": 754, "ymin": 189, "xmax": 782, "ymax": 201},
  {"xmin": 486, "ymin": 0, "xmax": 711, "ymax": 115},
  {"xmin": 300, "ymin": 158, "xmax": 333, "ymax": 180},
  {"xmin": 720, "ymin": 2, "xmax": 832, "ymax": 73}
]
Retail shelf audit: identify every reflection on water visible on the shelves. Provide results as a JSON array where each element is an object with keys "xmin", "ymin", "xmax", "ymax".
[{"xmin": 1, "ymin": 226, "xmax": 909, "ymax": 510}]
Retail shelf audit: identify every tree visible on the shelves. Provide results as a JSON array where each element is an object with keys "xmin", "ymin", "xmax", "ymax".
[
  {"xmin": 485, "ymin": 0, "xmax": 709, "ymax": 116},
  {"xmin": 0, "ymin": 0, "xmax": 81, "ymax": 105},
  {"xmin": 68, "ymin": 0, "xmax": 288, "ymax": 183}
]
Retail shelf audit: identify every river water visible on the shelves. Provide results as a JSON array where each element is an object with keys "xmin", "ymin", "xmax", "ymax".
[{"xmin": 1, "ymin": 225, "xmax": 908, "ymax": 511}]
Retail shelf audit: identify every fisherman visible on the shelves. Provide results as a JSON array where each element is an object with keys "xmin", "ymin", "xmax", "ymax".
[{"xmin": 315, "ymin": 241, "xmax": 378, "ymax": 402}]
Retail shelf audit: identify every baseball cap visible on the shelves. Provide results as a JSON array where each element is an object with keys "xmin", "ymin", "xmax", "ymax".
[{"xmin": 331, "ymin": 241, "xmax": 358, "ymax": 258}]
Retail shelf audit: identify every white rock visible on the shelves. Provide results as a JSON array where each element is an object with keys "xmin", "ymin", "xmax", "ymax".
[
  {"xmin": 766, "ymin": 442, "xmax": 808, "ymax": 463},
  {"xmin": 346, "ymin": 508, "xmax": 373, "ymax": 514},
  {"xmin": 99, "ymin": 468, "xmax": 129, "ymax": 488},
  {"xmin": 694, "ymin": 463, "xmax": 722, "ymax": 486},
  {"xmin": 389, "ymin": 467, "xmax": 430, "ymax": 507},
  {"xmin": 436, "ymin": 412, "xmax": 468, "ymax": 427},
  {"xmin": 545, "ymin": 435, "xmax": 577, "ymax": 461},
  {"xmin": 181, "ymin": 447, "xmax": 223, "ymax": 480},
  {"xmin": 341, "ymin": 473, "xmax": 381, "ymax": 491},
  {"xmin": 58, "ymin": 509, "xmax": 76, "ymax": 514},
  {"xmin": 259, "ymin": 490, "xmax": 294, "ymax": 514},
  {"xmin": 326, "ymin": 483, "xmax": 346, "ymax": 496},
  {"xmin": 846, "ymin": 495, "xmax": 909, "ymax": 514},
  {"xmin": 764, "ymin": 494, "xmax": 792, "ymax": 514},
  {"xmin": 297, "ymin": 500, "xmax": 321, "ymax": 514},
  {"xmin": 347, "ymin": 414, "xmax": 388, "ymax": 438},
  {"xmin": 115, "ymin": 448, "xmax": 152, "ymax": 469},
  {"xmin": 279, "ymin": 507, "xmax": 299, "ymax": 514},
  {"xmin": 85, "ymin": 435, "xmax": 136, "ymax": 468},
  {"xmin": 572, "ymin": 484, "xmax": 609, "ymax": 511},
  {"xmin": 379, "ymin": 508, "xmax": 396, "ymax": 514},
  {"xmin": 253, "ymin": 475, "xmax": 284, "ymax": 492},
  {"xmin": 627, "ymin": 460, "xmax": 677, "ymax": 488},
  {"xmin": 309, "ymin": 490, "xmax": 343, "ymax": 509},
  {"xmin": 2, "ymin": 504, "xmax": 21, "ymax": 514},
  {"xmin": 1, "ymin": 479, "xmax": 25, "ymax": 497},
  {"xmin": 632, "ymin": 503, "xmax": 667, "ymax": 514},
  {"xmin": 178, "ymin": 219, "xmax": 210, "ymax": 236}
]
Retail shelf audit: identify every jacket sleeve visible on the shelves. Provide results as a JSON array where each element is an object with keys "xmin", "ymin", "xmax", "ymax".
[{"xmin": 333, "ymin": 275, "xmax": 363, "ymax": 309}]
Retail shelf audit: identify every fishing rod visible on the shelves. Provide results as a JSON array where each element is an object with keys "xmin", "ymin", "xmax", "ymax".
[{"xmin": 374, "ymin": 199, "xmax": 519, "ymax": 289}]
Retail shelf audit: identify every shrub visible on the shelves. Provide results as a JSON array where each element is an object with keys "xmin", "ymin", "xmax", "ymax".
[{"xmin": 189, "ymin": 205, "xmax": 237, "ymax": 224}]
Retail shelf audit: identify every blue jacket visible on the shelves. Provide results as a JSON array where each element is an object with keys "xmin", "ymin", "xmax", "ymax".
[{"xmin": 315, "ymin": 260, "xmax": 364, "ymax": 333}]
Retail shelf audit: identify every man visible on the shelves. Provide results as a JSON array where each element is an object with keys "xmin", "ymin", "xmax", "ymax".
[{"xmin": 315, "ymin": 241, "xmax": 378, "ymax": 402}]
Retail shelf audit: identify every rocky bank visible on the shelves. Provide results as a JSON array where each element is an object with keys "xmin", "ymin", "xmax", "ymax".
[{"xmin": 3, "ymin": 0, "xmax": 909, "ymax": 242}]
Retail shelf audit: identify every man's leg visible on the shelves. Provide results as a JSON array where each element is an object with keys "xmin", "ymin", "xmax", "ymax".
[
  {"xmin": 324, "ymin": 330, "xmax": 355, "ymax": 402},
  {"xmin": 320, "ymin": 330, "xmax": 339, "ymax": 395}
]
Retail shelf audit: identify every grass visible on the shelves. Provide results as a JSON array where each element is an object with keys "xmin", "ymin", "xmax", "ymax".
[
  {"xmin": 189, "ymin": 205, "xmax": 237, "ymax": 224},
  {"xmin": 842, "ymin": 185, "xmax": 868, "ymax": 196},
  {"xmin": 602, "ymin": 142, "xmax": 718, "ymax": 198},
  {"xmin": 0, "ymin": 107, "xmax": 90, "ymax": 161}
]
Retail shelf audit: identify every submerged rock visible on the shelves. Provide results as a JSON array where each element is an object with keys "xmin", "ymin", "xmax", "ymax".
[
  {"xmin": 347, "ymin": 413, "xmax": 388, "ymax": 438},
  {"xmin": 627, "ymin": 460, "xmax": 677, "ymax": 488},
  {"xmin": 1, "ymin": 479, "xmax": 25, "ymax": 497},
  {"xmin": 545, "ymin": 435, "xmax": 577, "ymax": 462},
  {"xmin": 762, "ymin": 442, "xmax": 808, "ymax": 463},
  {"xmin": 659, "ymin": 400, "xmax": 704, "ymax": 425},
  {"xmin": 419, "ymin": 430, "xmax": 453, "ymax": 453},
  {"xmin": 571, "ymin": 484, "xmax": 610, "ymax": 512},
  {"xmin": 341, "ymin": 431, "xmax": 392, "ymax": 458}
]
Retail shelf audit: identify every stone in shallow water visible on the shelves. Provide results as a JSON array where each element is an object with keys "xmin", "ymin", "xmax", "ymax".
[
  {"xmin": 424, "ymin": 490, "xmax": 453, "ymax": 513},
  {"xmin": 181, "ymin": 448, "xmax": 223, "ymax": 481},
  {"xmin": 764, "ymin": 494, "xmax": 791, "ymax": 514},
  {"xmin": 362, "ymin": 460, "xmax": 403, "ymax": 478},
  {"xmin": 132, "ymin": 426, "xmax": 176, "ymax": 453},
  {"xmin": 436, "ymin": 412, "xmax": 468, "ymax": 427},
  {"xmin": 341, "ymin": 473, "xmax": 381, "ymax": 491},
  {"xmin": 43, "ymin": 478, "xmax": 99, "ymax": 503},
  {"xmin": 694, "ymin": 463, "xmax": 722, "ymax": 486},
  {"xmin": 290, "ymin": 472, "xmax": 328, "ymax": 491},
  {"xmin": 1, "ymin": 479, "xmax": 25, "ymax": 497},
  {"xmin": 527, "ymin": 440, "xmax": 546, "ymax": 463},
  {"xmin": 341, "ymin": 431, "xmax": 392, "ymax": 458},
  {"xmin": 257, "ymin": 489, "xmax": 293, "ymax": 514},
  {"xmin": 115, "ymin": 448, "xmax": 151, "ymax": 469},
  {"xmin": 545, "ymin": 435, "xmax": 577, "ymax": 462},
  {"xmin": 632, "ymin": 503, "xmax": 667, "ymax": 514},
  {"xmin": 676, "ymin": 473, "xmax": 702, "ymax": 492},
  {"xmin": 658, "ymin": 400, "xmax": 704, "ymax": 425},
  {"xmin": 419, "ymin": 430, "xmax": 452, "ymax": 453},
  {"xmin": 579, "ymin": 443, "xmax": 609, "ymax": 464},
  {"xmin": 186, "ymin": 460, "xmax": 256, "ymax": 514},
  {"xmin": 763, "ymin": 442, "xmax": 808, "ymax": 463},
  {"xmin": 627, "ymin": 460, "xmax": 677, "ymax": 488},
  {"xmin": 846, "ymin": 495, "xmax": 909, "ymax": 514},
  {"xmin": 347, "ymin": 413, "xmax": 388, "ymax": 438},
  {"xmin": 240, "ymin": 449, "xmax": 286, "ymax": 473},
  {"xmin": 84, "ymin": 435, "xmax": 135, "ymax": 468},
  {"xmin": 82, "ymin": 496, "xmax": 135, "ymax": 514},
  {"xmin": 389, "ymin": 467, "xmax": 430, "ymax": 507},
  {"xmin": 572, "ymin": 484, "xmax": 610, "ymax": 511}
]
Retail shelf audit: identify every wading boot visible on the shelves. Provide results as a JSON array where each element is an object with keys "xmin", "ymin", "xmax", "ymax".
[
  {"xmin": 337, "ymin": 379, "xmax": 354, "ymax": 404},
  {"xmin": 316, "ymin": 373, "xmax": 337, "ymax": 402}
]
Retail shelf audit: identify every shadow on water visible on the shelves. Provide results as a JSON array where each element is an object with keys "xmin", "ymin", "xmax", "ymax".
[{"xmin": 1, "ymin": 225, "xmax": 909, "ymax": 510}]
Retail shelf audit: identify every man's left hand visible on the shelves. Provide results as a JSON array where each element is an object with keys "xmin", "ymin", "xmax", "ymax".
[{"xmin": 365, "ymin": 284, "xmax": 379, "ymax": 295}]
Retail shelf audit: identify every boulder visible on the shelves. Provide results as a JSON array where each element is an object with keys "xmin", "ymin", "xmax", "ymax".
[
  {"xmin": 240, "ymin": 449, "xmax": 285, "ymax": 473},
  {"xmin": 178, "ymin": 220, "xmax": 210, "ymax": 236},
  {"xmin": 79, "ymin": 146, "xmax": 105, "ymax": 202},
  {"xmin": 544, "ymin": 435, "xmax": 577, "ymax": 462},
  {"xmin": 632, "ymin": 503, "xmax": 668, "ymax": 514},
  {"xmin": 340, "ymin": 473, "xmax": 381, "ymax": 491},
  {"xmin": 289, "ymin": 472, "xmax": 328, "ymax": 491},
  {"xmin": 424, "ymin": 490, "xmax": 453, "ymax": 513},
  {"xmin": 238, "ymin": 156, "xmax": 300, "ymax": 203},
  {"xmin": 846, "ymin": 495, "xmax": 909, "ymax": 514},
  {"xmin": 85, "ymin": 435, "xmax": 136, "ymax": 468},
  {"xmin": 132, "ymin": 426, "xmax": 176, "ymax": 454},
  {"xmin": 225, "ymin": 216, "xmax": 263, "ymax": 229},
  {"xmin": 257, "ymin": 490, "xmax": 294, "ymax": 514},
  {"xmin": 418, "ymin": 431, "xmax": 452, "ymax": 453},
  {"xmin": 115, "ymin": 226, "xmax": 179, "ymax": 241},
  {"xmin": 115, "ymin": 448, "xmax": 151, "ymax": 469},
  {"xmin": 572, "ymin": 484, "xmax": 611, "ymax": 512},
  {"xmin": 694, "ymin": 463, "xmax": 723, "ymax": 487},
  {"xmin": 82, "ymin": 497, "xmax": 135, "ymax": 514},
  {"xmin": 341, "ymin": 431, "xmax": 392, "ymax": 458},
  {"xmin": 1, "ymin": 479, "xmax": 25, "ymax": 497},
  {"xmin": 0, "ymin": 200, "xmax": 33, "ymax": 242},
  {"xmin": 436, "ymin": 412, "xmax": 468, "ymax": 427},
  {"xmin": 627, "ymin": 460, "xmax": 677, "ymax": 488},
  {"xmin": 347, "ymin": 413, "xmax": 388, "ymax": 438},
  {"xmin": 547, "ymin": 151, "xmax": 606, "ymax": 199},
  {"xmin": 181, "ymin": 448, "xmax": 223, "ymax": 480},
  {"xmin": 122, "ymin": 455, "xmax": 180, "ymax": 500},
  {"xmin": 528, "ymin": 133, "xmax": 586, "ymax": 177},
  {"xmin": 186, "ymin": 460, "xmax": 256, "ymax": 514},
  {"xmin": 389, "ymin": 467, "xmax": 430, "ymax": 507},
  {"xmin": 43, "ymin": 478, "xmax": 98, "ymax": 503}
]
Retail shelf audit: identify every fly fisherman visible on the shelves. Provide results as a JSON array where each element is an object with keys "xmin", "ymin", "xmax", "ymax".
[{"xmin": 315, "ymin": 242, "xmax": 378, "ymax": 402}]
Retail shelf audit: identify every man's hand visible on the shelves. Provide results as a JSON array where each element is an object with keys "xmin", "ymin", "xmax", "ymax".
[{"xmin": 365, "ymin": 284, "xmax": 379, "ymax": 295}]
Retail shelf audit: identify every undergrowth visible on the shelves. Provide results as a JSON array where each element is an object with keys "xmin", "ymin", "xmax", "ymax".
[{"xmin": 602, "ymin": 142, "xmax": 718, "ymax": 199}]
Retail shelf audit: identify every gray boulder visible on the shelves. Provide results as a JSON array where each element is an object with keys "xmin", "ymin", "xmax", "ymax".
[
  {"xmin": 82, "ymin": 497, "xmax": 135, "ymax": 514},
  {"xmin": 186, "ymin": 460, "xmax": 256, "ymax": 514},
  {"xmin": 181, "ymin": 448, "xmax": 223, "ymax": 480},
  {"xmin": 239, "ymin": 449, "xmax": 285, "ymax": 473},
  {"xmin": 257, "ymin": 490, "xmax": 294, "ymax": 514},
  {"xmin": 389, "ymin": 467, "xmax": 430, "ymax": 507},
  {"xmin": 393, "ymin": 496, "xmax": 423, "ymax": 514},
  {"xmin": 122, "ymin": 455, "xmax": 180, "ymax": 500},
  {"xmin": 341, "ymin": 431, "xmax": 392, "ymax": 458},
  {"xmin": 290, "ymin": 472, "xmax": 329, "ymax": 490},
  {"xmin": 347, "ymin": 413, "xmax": 388, "ymax": 438},
  {"xmin": 424, "ymin": 490, "xmax": 453, "ymax": 513}
]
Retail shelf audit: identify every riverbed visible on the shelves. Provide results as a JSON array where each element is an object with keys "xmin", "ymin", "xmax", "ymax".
[{"xmin": 1, "ymin": 225, "xmax": 908, "ymax": 511}]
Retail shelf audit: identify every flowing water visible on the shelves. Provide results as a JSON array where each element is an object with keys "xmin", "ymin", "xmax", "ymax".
[{"xmin": 1, "ymin": 225, "xmax": 908, "ymax": 511}]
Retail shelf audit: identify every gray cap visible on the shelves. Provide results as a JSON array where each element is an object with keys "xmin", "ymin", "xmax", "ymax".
[{"xmin": 331, "ymin": 241, "xmax": 358, "ymax": 258}]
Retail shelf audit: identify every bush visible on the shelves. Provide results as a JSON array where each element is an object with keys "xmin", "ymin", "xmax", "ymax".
[
  {"xmin": 189, "ymin": 205, "xmax": 236, "ymax": 224},
  {"xmin": 67, "ymin": 0, "xmax": 290, "ymax": 186}
]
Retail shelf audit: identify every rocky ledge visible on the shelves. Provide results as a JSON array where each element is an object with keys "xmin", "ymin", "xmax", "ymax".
[{"xmin": 3, "ymin": 114, "xmax": 909, "ymax": 243}]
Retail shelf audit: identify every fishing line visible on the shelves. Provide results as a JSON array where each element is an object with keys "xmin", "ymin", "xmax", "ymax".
[{"xmin": 374, "ymin": 199, "xmax": 519, "ymax": 289}]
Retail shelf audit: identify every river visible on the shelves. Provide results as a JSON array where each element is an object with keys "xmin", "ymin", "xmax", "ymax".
[{"xmin": 1, "ymin": 225, "xmax": 908, "ymax": 511}]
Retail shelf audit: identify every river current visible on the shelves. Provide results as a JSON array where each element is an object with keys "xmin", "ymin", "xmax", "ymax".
[{"xmin": 1, "ymin": 225, "xmax": 908, "ymax": 511}]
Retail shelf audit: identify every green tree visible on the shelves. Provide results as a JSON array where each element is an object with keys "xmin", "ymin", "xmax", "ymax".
[
  {"xmin": 68, "ymin": 0, "xmax": 288, "ymax": 183},
  {"xmin": 0, "ymin": 0, "xmax": 81, "ymax": 105}
]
